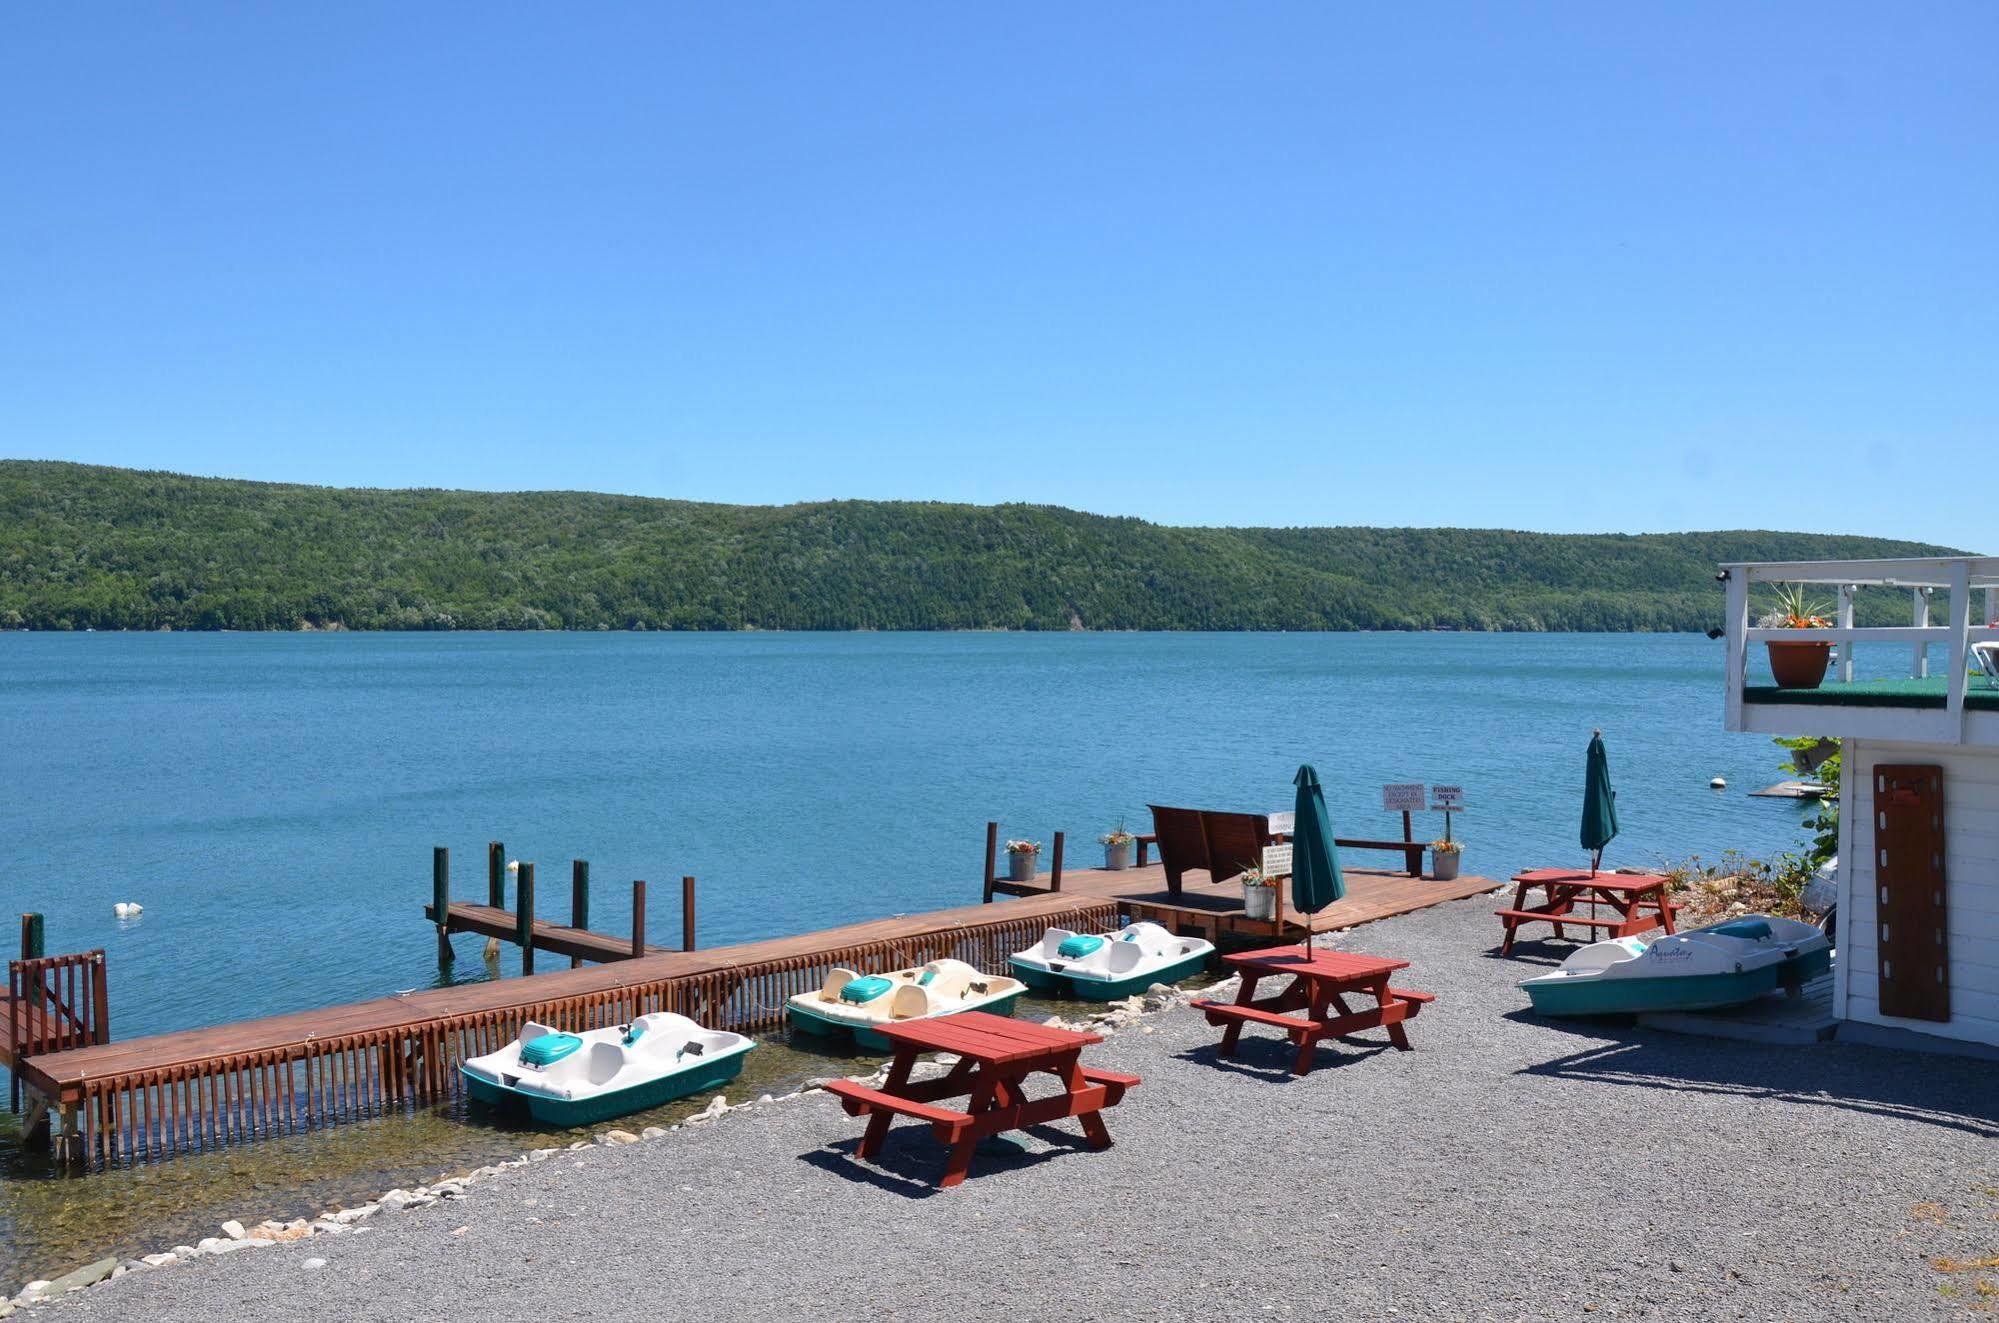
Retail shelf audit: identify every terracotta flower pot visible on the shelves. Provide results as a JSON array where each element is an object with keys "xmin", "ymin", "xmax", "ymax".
[{"xmin": 1766, "ymin": 640, "xmax": 1832, "ymax": 690}]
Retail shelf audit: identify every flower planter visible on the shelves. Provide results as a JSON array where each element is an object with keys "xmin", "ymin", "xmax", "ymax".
[
  {"xmin": 1432, "ymin": 850, "xmax": 1461, "ymax": 882},
  {"xmin": 1243, "ymin": 883, "xmax": 1276, "ymax": 922},
  {"xmin": 1766, "ymin": 640, "xmax": 1832, "ymax": 690},
  {"xmin": 1007, "ymin": 852, "xmax": 1038, "ymax": 883},
  {"xmin": 1102, "ymin": 841, "xmax": 1133, "ymax": 871}
]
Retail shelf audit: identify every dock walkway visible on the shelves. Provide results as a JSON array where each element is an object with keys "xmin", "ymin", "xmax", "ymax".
[{"xmin": 12, "ymin": 864, "xmax": 1497, "ymax": 1166}]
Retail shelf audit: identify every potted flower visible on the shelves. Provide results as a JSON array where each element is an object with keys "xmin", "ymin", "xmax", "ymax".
[
  {"xmin": 1238, "ymin": 862, "xmax": 1278, "ymax": 922},
  {"xmin": 1431, "ymin": 838, "xmax": 1463, "ymax": 882},
  {"xmin": 1760, "ymin": 582, "xmax": 1834, "ymax": 690},
  {"xmin": 1004, "ymin": 839, "xmax": 1041, "ymax": 883},
  {"xmin": 1099, "ymin": 821, "xmax": 1136, "ymax": 871}
]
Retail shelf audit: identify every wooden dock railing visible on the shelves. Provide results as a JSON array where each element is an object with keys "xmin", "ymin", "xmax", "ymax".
[{"xmin": 6, "ymin": 948, "xmax": 110, "ymax": 1110}]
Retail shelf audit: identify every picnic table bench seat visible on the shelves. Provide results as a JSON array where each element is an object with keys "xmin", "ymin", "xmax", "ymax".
[{"xmin": 822, "ymin": 1079, "xmax": 975, "ymax": 1139}]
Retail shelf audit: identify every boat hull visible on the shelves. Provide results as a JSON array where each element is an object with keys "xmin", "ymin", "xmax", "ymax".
[
  {"xmin": 461, "ymin": 1043, "xmax": 751, "ymax": 1128},
  {"xmin": 1526, "ymin": 947, "xmax": 1832, "ymax": 1018},
  {"xmin": 786, "ymin": 989, "xmax": 1024, "ymax": 1052},
  {"xmin": 1007, "ymin": 949, "xmax": 1210, "ymax": 1001}
]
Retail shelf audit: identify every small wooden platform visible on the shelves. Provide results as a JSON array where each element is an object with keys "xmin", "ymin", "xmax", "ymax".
[
  {"xmin": 991, "ymin": 860, "xmax": 1500, "ymax": 941},
  {"xmin": 426, "ymin": 901, "xmax": 669, "ymax": 963}
]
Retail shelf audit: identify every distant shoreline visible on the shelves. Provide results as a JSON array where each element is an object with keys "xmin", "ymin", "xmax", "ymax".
[{"xmin": 1, "ymin": 460, "xmax": 1958, "ymax": 634}]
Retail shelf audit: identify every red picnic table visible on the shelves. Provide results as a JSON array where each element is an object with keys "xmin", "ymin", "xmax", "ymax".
[
  {"xmin": 1496, "ymin": 868, "xmax": 1679, "ymax": 956},
  {"xmin": 1190, "ymin": 946, "xmax": 1434, "ymax": 1076},
  {"xmin": 822, "ymin": 1010, "xmax": 1140, "ymax": 1189}
]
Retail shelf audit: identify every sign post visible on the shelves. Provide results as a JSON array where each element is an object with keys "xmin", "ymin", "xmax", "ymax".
[
  {"xmin": 1382, "ymin": 784, "xmax": 1426, "ymax": 844},
  {"xmin": 1430, "ymin": 785, "xmax": 1464, "ymax": 846}
]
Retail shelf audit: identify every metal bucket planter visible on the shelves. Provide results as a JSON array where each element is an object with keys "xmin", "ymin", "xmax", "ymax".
[
  {"xmin": 1432, "ymin": 849, "xmax": 1462, "ymax": 881},
  {"xmin": 1102, "ymin": 841, "xmax": 1133, "ymax": 871},
  {"xmin": 1243, "ymin": 883, "xmax": 1277, "ymax": 922},
  {"xmin": 1007, "ymin": 851, "xmax": 1038, "ymax": 882}
]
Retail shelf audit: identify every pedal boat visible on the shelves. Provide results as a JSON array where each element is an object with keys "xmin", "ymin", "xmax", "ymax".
[
  {"xmin": 785, "ymin": 958, "xmax": 1025, "ymax": 1051},
  {"xmin": 460, "ymin": 1012, "xmax": 754, "ymax": 1127},
  {"xmin": 1520, "ymin": 915, "xmax": 1832, "ymax": 1017},
  {"xmin": 1008, "ymin": 921, "xmax": 1215, "ymax": 1001}
]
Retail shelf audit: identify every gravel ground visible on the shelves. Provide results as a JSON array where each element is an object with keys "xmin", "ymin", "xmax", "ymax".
[{"xmin": 49, "ymin": 897, "xmax": 1999, "ymax": 1322}]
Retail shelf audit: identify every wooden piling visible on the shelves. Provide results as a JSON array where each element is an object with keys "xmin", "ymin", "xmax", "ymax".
[
  {"xmin": 517, "ymin": 863, "xmax": 535, "ymax": 976},
  {"xmin": 432, "ymin": 847, "xmax": 453, "ymax": 965},
  {"xmin": 631, "ymin": 880, "xmax": 647, "ymax": 958},
  {"xmin": 570, "ymin": 860, "xmax": 590, "ymax": 969},
  {"xmin": 681, "ymin": 876, "xmax": 696, "ymax": 952},
  {"xmin": 982, "ymin": 821, "xmax": 998, "ymax": 903},
  {"xmin": 487, "ymin": 841, "xmax": 505, "ymax": 909},
  {"xmin": 21, "ymin": 912, "xmax": 44, "ymax": 961},
  {"xmin": 1050, "ymin": 832, "xmax": 1065, "ymax": 892}
]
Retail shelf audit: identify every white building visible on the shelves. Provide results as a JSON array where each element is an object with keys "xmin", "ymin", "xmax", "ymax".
[{"xmin": 1721, "ymin": 555, "xmax": 1999, "ymax": 1051}]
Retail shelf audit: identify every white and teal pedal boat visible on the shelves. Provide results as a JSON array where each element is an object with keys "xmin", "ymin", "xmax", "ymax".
[
  {"xmin": 785, "ymin": 958, "xmax": 1026, "ymax": 1052},
  {"xmin": 460, "ymin": 1013, "xmax": 754, "ymax": 1127},
  {"xmin": 1009, "ymin": 921, "xmax": 1215, "ymax": 1001},
  {"xmin": 1521, "ymin": 915, "xmax": 1833, "ymax": 1018}
]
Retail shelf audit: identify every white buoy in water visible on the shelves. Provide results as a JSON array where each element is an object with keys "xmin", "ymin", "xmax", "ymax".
[
  {"xmin": 1709, "ymin": 776, "xmax": 1727, "ymax": 789},
  {"xmin": 506, "ymin": 859, "xmax": 521, "ymax": 875},
  {"xmin": 113, "ymin": 901, "xmax": 143, "ymax": 917}
]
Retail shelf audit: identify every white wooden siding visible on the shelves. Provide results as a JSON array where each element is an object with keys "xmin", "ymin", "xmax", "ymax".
[{"xmin": 1835, "ymin": 740, "xmax": 1999, "ymax": 1046}]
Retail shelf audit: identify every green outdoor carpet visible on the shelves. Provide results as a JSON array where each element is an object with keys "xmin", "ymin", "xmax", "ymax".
[{"xmin": 1745, "ymin": 677, "xmax": 1999, "ymax": 710}]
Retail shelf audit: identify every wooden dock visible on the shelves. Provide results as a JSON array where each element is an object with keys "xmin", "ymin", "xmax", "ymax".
[
  {"xmin": 992, "ymin": 858, "xmax": 1499, "ymax": 941},
  {"xmin": 11, "ymin": 841, "xmax": 1500, "ymax": 1167}
]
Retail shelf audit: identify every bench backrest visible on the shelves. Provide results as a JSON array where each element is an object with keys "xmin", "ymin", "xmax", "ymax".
[
  {"xmin": 1202, "ymin": 811, "xmax": 1271, "ymax": 885},
  {"xmin": 1146, "ymin": 806, "xmax": 1211, "ymax": 893}
]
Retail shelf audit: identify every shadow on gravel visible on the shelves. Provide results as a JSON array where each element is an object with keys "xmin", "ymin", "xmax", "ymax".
[
  {"xmin": 1481, "ymin": 939, "xmax": 1576, "ymax": 968},
  {"xmin": 1521, "ymin": 1039, "xmax": 1999, "ymax": 1139},
  {"xmin": 1173, "ymin": 1037, "xmax": 1389, "ymax": 1081},
  {"xmin": 800, "ymin": 1126, "xmax": 1103, "ymax": 1198}
]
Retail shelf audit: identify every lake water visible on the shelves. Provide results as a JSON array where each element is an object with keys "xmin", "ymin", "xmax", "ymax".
[{"xmin": 0, "ymin": 631, "xmax": 1828, "ymax": 1285}]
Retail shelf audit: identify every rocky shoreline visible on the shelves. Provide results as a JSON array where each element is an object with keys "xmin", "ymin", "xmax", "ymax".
[{"xmin": 1, "ymin": 976, "xmax": 1218, "ymax": 1317}]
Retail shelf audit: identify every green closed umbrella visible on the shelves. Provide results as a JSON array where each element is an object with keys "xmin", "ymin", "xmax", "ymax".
[
  {"xmin": 1291, "ymin": 764, "xmax": 1345, "ymax": 951},
  {"xmin": 1581, "ymin": 729, "xmax": 1619, "ymax": 876}
]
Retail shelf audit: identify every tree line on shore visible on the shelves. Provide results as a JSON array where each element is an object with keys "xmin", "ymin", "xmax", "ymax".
[{"xmin": 0, "ymin": 460, "xmax": 1957, "ymax": 633}]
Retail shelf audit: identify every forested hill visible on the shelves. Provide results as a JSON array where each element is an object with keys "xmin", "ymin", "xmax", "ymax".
[{"xmin": 0, "ymin": 461, "xmax": 1961, "ymax": 632}]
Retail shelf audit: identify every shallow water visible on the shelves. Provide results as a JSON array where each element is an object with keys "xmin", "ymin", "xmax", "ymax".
[{"xmin": 0, "ymin": 631, "xmax": 1834, "ymax": 1287}]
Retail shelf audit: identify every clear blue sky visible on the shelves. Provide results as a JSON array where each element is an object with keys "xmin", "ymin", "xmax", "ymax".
[{"xmin": 3, "ymin": 5, "xmax": 1991, "ymax": 548}]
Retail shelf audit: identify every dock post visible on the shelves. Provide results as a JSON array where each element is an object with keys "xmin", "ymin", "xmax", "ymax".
[
  {"xmin": 681, "ymin": 876, "xmax": 696, "ymax": 952},
  {"xmin": 982, "ymin": 822, "xmax": 998, "ymax": 902},
  {"xmin": 488, "ymin": 842, "xmax": 506, "ymax": 909},
  {"xmin": 570, "ymin": 860, "xmax": 590, "ymax": 969},
  {"xmin": 517, "ymin": 863, "xmax": 535, "ymax": 976},
  {"xmin": 20, "ymin": 913, "xmax": 44, "ymax": 961},
  {"xmin": 631, "ymin": 880, "xmax": 646, "ymax": 958},
  {"xmin": 1050, "ymin": 832, "xmax": 1064, "ymax": 892},
  {"xmin": 433, "ymin": 847, "xmax": 454, "ymax": 966},
  {"xmin": 91, "ymin": 953, "xmax": 109, "ymax": 1044}
]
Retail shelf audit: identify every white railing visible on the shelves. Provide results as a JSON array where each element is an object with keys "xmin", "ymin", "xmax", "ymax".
[{"xmin": 1721, "ymin": 555, "xmax": 1999, "ymax": 744}]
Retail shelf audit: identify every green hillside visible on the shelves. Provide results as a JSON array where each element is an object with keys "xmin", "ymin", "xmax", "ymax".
[{"xmin": 0, "ymin": 461, "xmax": 1961, "ymax": 632}]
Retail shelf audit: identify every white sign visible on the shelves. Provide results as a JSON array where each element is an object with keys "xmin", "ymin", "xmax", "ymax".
[
  {"xmin": 1431, "ymin": 785, "xmax": 1465, "ymax": 810},
  {"xmin": 1382, "ymin": 783, "xmax": 1427, "ymax": 812},
  {"xmin": 1261, "ymin": 844, "xmax": 1293, "ymax": 878}
]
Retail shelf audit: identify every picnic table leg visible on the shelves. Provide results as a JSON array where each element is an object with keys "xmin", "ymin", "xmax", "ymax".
[
  {"xmin": 1656, "ymin": 886, "xmax": 1678, "ymax": 934},
  {"xmin": 859, "ymin": 1047, "xmax": 918, "ymax": 1160},
  {"xmin": 1056, "ymin": 1057, "xmax": 1114, "ymax": 1150},
  {"xmin": 1373, "ymin": 979, "xmax": 1414, "ymax": 1051},
  {"xmin": 1217, "ymin": 971, "xmax": 1262, "ymax": 1058},
  {"xmin": 938, "ymin": 1072, "xmax": 999, "ymax": 1190}
]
